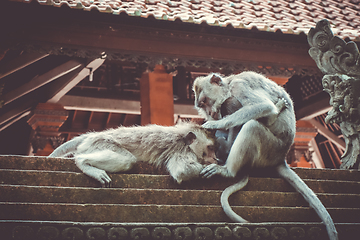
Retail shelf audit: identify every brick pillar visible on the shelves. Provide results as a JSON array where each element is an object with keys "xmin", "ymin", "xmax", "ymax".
[
  {"xmin": 287, "ymin": 120, "xmax": 318, "ymax": 168},
  {"xmin": 140, "ymin": 65, "xmax": 174, "ymax": 126},
  {"xmin": 27, "ymin": 103, "xmax": 68, "ymax": 156}
]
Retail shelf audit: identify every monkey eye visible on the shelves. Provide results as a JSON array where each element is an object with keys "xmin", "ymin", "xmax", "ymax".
[
  {"xmin": 198, "ymin": 97, "xmax": 207, "ymax": 108},
  {"xmin": 207, "ymin": 145, "xmax": 215, "ymax": 151},
  {"xmin": 202, "ymin": 152, "xmax": 206, "ymax": 157},
  {"xmin": 198, "ymin": 101, "xmax": 205, "ymax": 108}
]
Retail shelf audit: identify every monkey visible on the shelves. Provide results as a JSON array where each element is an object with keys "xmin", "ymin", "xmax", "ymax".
[
  {"xmin": 48, "ymin": 122, "xmax": 218, "ymax": 186},
  {"xmin": 193, "ymin": 71, "xmax": 338, "ymax": 240},
  {"xmin": 216, "ymin": 96, "xmax": 287, "ymax": 160}
]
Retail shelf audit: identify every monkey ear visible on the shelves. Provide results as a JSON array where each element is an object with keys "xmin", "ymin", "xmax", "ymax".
[
  {"xmin": 184, "ymin": 132, "xmax": 197, "ymax": 145},
  {"xmin": 210, "ymin": 74, "xmax": 222, "ymax": 85}
]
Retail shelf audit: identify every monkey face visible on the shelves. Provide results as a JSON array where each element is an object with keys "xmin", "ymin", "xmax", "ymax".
[
  {"xmin": 193, "ymin": 73, "xmax": 231, "ymax": 120},
  {"xmin": 188, "ymin": 129, "xmax": 218, "ymax": 165}
]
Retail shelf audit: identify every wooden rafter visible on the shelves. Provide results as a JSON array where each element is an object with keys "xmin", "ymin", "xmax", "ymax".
[
  {"xmin": 58, "ymin": 95, "xmax": 200, "ymax": 117},
  {"xmin": 309, "ymin": 119, "xmax": 345, "ymax": 151},
  {"xmin": 0, "ymin": 110, "xmax": 30, "ymax": 132},
  {"xmin": 47, "ymin": 58, "xmax": 105, "ymax": 103},
  {"xmin": 0, "ymin": 100, "xmax": 36, "ymax": 126},
  {"xmin": 0, "ymin": 52, "xmax": 49, "ymax": 80},
  {"xmin": 1, "ymin": 60, "xmax": 83, "ymax": 106},
  {"xmin": 297, "ymin": 97, "xmax": 331, "ymax": 120}
]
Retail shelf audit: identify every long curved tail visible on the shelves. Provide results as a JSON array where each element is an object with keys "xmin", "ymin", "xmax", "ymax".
[
  {"xmin": 220, "ymin": 176, "xmax": 249, "ymax": 223},
  {"xmin": 276, "ymin": 162, "xmax": 338, "ymax": 240},
  {"xmin": 48, "ymin": 136, "xmax": 84, "ymax": 158}
]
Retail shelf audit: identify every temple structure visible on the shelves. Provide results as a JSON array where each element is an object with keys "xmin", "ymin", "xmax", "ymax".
[
  {"xmin": 0, "ymin": 1, "xmax": 360, "ymax": 239},
  {"xmin": 2, "ymin": 0, "xmax": 359, "ymax": 168}
]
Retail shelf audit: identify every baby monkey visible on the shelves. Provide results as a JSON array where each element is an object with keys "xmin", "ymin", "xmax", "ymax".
[{"xmin": 49, "ymin": 122, "xmax": 218, "ymax": 186}]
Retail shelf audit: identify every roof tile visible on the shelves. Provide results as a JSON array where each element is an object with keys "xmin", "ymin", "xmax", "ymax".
[{"xmin": 11, "ymin": 0, "xmax": 360, "ymax": 40}]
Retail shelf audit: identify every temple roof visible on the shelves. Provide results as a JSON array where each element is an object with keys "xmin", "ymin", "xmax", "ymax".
[{"xmin": 15, "ymin": 0, "xmax": 360, "ymax": 40}]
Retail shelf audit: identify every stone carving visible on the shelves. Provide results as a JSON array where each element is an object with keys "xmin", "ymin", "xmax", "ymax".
[
  {"xmin": 214, "ymin": 227, "xmax": 232, "ymax": 240},
  {"xmin": 130, "ymin": 227, "xmax": 150, "ymax": 239},
  {"xmin": 193, "ymin": 227, "xmax": 212, "ymax": 240},
  {"xmin": 7, "ymin": 223, "xmax": 359, "ymax": 240},
  {"xmin": 308, "ymin": 19, "xmax": 360, "ymax": 170},
  {"xmin": 87, "ymin": 227, "xmax": 106, "ymax": 240},
  {"xmin": 173, "ymin": 227, "xmax": 192, "ymax": 240},
  {"xmin": 289, "ymin": 227, "xmax": 306, "ymax": 239},
  {"xmin": 37, "ymin": 226, "xmax": 59, "ymax": 239},
  {"xmin": 252, "ymin": 227, "xmax": 270, "ymax": 239},
  {"xmin": 232, "ymin": 226, "xmax": 251, "ymax": 239},
  {"xmin": 108, "ymin": 227, "xmax": 128, "ymax": 240},
  {"xmin": 152, "ymin": 227, "xmax": 171, "ymax": 240},
  {"xmin": 270, "ymin": 227, "xmax": 287, "ymax": 239},
  {"xmin": 61, "ymin": 227, "xmax": 84, "ymax": 240}
]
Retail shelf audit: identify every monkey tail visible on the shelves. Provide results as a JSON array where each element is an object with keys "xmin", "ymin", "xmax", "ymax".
[
  {"xmin": 220, "ymin": 176, "xmax": 249, "ymax": 223},
  {"xmin": 276, "ymin": 162, "xmax": 338, "ymax": 240},
  {"xmin": 48, "ymin": 136, "xmax": 84, "ymax": 158}
]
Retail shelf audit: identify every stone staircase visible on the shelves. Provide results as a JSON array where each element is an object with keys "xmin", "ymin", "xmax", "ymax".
[{"xmin": 0, "ymin": 155, "xmax": 359, "ymax": 240}]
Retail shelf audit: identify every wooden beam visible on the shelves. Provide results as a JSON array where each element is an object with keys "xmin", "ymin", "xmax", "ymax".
[
  {"xmin": 58, "ymin": 95, "xmax": 200, "ymax": 117},
  {"xmin": 308, "ymin": 118, "xmax": 346, "ymax": 150},
  {"xmin": 0, "ymin": 100, "xmax": 35, "ymax": 126},
  {"xmin": 140, "ymin": 65, "xmax": 174, "ymax": 126},
  {"xmin": 58, "ymin": 95, "xmax": 141, "ymax": 114},
  {"xmin": 297, "ymin": 96, "xmax": 331, "ymax": 120},
  {"xmin": 0, "ymin": 52, "xmax": 49, "ymax": 80},
  {"xmin": 267, "ymin": 76, "xmax": 289, "ymax": 86},
  {"xmin": 309, "ymin": 138, "xmax": 325, "ymax": 169},
  {"xmin": 0, "ymin": 110, "xmax": 30, "ymax": 132},
  {"xmin": 47, "ymin": 58, "xmax": 105, "ymax": 103},
  {"xmin": 23, "ymin": 23, "xmax": 316, "ymax": 69},
  {"xmin": 1, "ymin": 60, "xmax": 83, "ymax": 106}
]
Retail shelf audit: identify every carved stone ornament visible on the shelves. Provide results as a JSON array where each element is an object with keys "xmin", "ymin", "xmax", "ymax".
[
  {"xmin": 308, "ymin": 19, "xmax": 360, "ymax": 76},
  {"xmin": 308, "ymin": 19, "xmax": 360, "ymax": 170},
  {"xmin": 6, "ymin": 221, "xmax": 356, "ymax": 240}
]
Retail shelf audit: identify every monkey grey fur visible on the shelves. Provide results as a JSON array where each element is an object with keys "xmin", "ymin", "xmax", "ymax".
[
  {"xmin": 193, "ymin": 71, "xmax": 338, "ymax": 240},
  {"xmin": 49, "ymin": 122, "xmax": 217, "ymax": 186}
]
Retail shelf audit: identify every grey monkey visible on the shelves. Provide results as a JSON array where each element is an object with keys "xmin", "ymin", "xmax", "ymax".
[
  {"xmin": 49, "ymin": 122, "xmax": 218, "ymax": 186},
  {"xmin": 193, "ymin": 71, "xmax": 338, "ymax": 240}
]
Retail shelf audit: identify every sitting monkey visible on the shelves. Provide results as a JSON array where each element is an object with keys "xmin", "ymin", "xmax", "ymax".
[
  {"xmin": 193, "ymin": 71, "xmax": 338, "ymax": 240},
  {"xmin": 49, "ymin": 122, "xmax": 218, "ymax": 186}
]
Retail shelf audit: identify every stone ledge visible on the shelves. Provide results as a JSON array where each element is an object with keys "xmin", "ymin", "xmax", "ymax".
[{"xmin": 2, "ymin": 155, "xmax": 360, "ymax": 181}]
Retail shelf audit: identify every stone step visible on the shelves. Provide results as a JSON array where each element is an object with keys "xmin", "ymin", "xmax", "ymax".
[
  {"xmin": 1, "ymin": 169, "xmax": 359, "ymax": 193},
  {"xmin": 1, "ymin": 155, "xmax": 360, "ymax": 181},
  {"xmin": 1, "ymin": 202, "xmax": 359, "ymax": 223},
  {"xmin": 1, "ymin": 221, "xmax": 359, "ymax": 240},
  {"xmin": 1, "ymin": 184, "xmax": 359, "ymax": 208}
]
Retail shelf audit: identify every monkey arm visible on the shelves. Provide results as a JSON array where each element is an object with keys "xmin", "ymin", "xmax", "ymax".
[{"xmin": 203, "ymin": 100, "xmax": 278, "ymax": 130}]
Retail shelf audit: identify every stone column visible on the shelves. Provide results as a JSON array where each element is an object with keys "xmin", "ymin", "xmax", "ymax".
[{"xmin": 27, "ymin": 103, "xmax": 68, "ymax": 156}]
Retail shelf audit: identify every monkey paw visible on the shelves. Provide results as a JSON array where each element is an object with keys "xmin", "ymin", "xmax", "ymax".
[
  {"xmin": 203, "ymin": 120, "xmax": 224, "ymax": 130},
  {"xmin": 200, "ymin": 163, "xmax": 221, "ymax": 178},
  {"xmin": 91, "ymin": 169, "xmax": 112, "ymax": 188}
]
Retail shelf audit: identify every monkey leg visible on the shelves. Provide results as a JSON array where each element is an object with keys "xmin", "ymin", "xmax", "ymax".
[
  {"xmin": 201, "ymin": 119, "xmax": 282, "ymax": 178},
  {"xmin": 75, "ymin": 149, "xmax": 137, "ymax": 187}
]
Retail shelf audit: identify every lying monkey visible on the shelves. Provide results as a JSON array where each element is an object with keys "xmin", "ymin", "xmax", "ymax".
[
  {"xmin": 193, "ymin": 71, "xmax": 338, "ymax": 240},
  {"xmin": 49, "ymin": 122, "xmax": 218, "ymax": 186}
]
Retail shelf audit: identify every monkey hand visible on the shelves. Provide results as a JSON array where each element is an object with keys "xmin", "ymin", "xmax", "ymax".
[
  {"xmin": 86, "ymin": 168, "xmax": 112, "ymax": 188},
  {"xmin": 200, "ymin": 163, "xmax": 221, "ymax": 178},
  {"xmin": 203, "ymin": 120, "xmax": 228, "ymax": 130}
]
